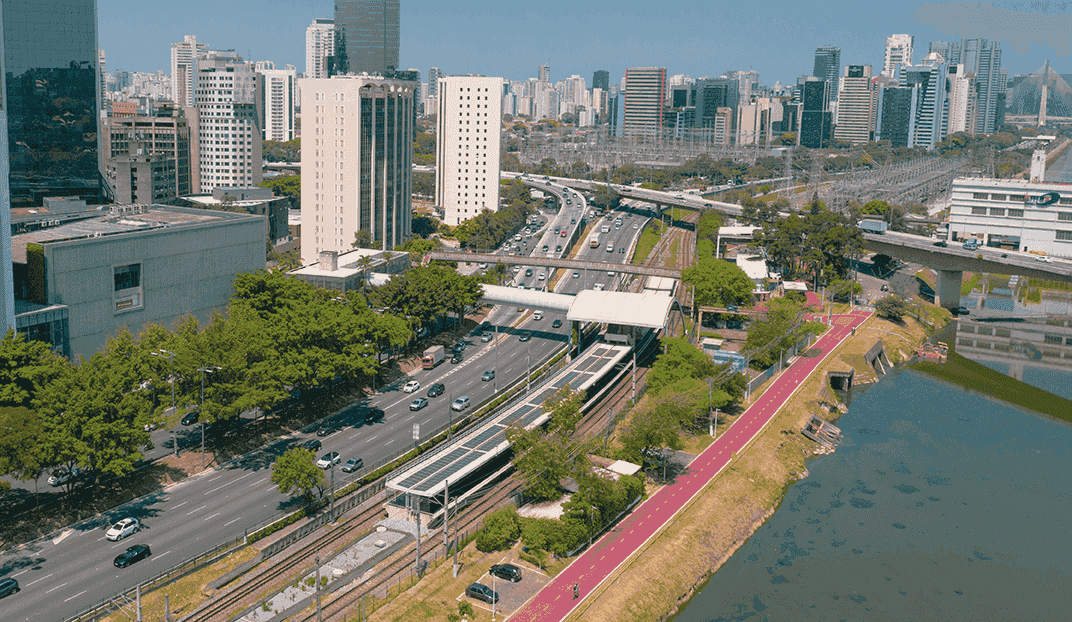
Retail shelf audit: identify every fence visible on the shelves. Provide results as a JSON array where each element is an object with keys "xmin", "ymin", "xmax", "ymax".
[{"xmin": 745, "ymin": 333, "xmax": 815, "ymax": 396}]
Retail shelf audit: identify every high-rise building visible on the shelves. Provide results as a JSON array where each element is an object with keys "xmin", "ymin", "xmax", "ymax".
[
  {"xmin": 695, "ymin": 77, "xmax": 738, "ymax": 131},
  {"xmin": 875, "ymin": 83, "xmax": 914, "ymax": 148},
  {"xmin": 195, "ymin": 51, "xmax": 263, "ymax": 192},
  {"xmin": 833, "ymin": 65, "xmax": 876, "ymax": 145},
  {"xmin": 436, "ymin": 76, "xmax": 503, "ymax": 226},
  {"xmin": 622, "ymin": 67, "xmax": 666, "ymax": 138},
  {"xmin": 904, "ymin": 52, "xmax": 949, "ymax": 150},
  {"xmin": 171, "ymin": 35, "xmax": 209, "ymax": 108},
  {"xmin": 333, "ymin": 0, "xmax": 400, "ymax": 75},
  {"xmin": 428, "ymin": 67, "xmax": 440, "ymax": 100},
  {"xmin": 0, "ymin": 8, "xmax": 11, "ymax": 331},
  {"xmin": 593, "ymin": 70, "xmax": 609, "ymax": 92},
  {"xmin": 813, "ymin": 46, "xmax": 841, "ymax": 103},
  {"xmin": 103, "ymin": 103, "xmax": 193, "ymax": 200},
  {"xmin": 929, "ymin": 39, "xmax": 1003, "ymax": 134},
  {"xmin": 305, "ymin": 19, "xmax": 335, "ymax": 79},
  {"xmin": 799, "ymin": 78, "xmax": 830, "ymax": 148},
  {"xmin": 258, "ymin": 65, "xmax": 297, "ymax": 141},
  {"xmin": 538, "ymin": 64, "xmax": 550, "ymax": 83},
  {"xmin": 299, "ymin": 74, "xmax": 417, "ymax": 261},
  {"xmin": 947, "ymin": 64, "xmax": 976, "ymax": 134},
  {"xmin": 883, "ymin": 34, "xmax": 914, "ymax": 77}
]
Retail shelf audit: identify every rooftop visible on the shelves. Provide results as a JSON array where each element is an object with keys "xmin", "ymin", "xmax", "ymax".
[{"xmin": 568, "ymin": 290, "xmax": 676, "ymax": 329}]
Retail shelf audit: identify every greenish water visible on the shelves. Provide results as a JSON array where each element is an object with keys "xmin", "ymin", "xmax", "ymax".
[{"xmin": 673, "ymin": 368, "xmax": 1072, "ymax": 621}]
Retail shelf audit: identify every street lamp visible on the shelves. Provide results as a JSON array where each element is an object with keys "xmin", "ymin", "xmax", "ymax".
[
  {"xmin": 151, "ymin": 349, "xmax": 177, "ymax": 457},
  {"xmin": 197, "ymin": 365, "xmax": 221, "ymax": 471}
]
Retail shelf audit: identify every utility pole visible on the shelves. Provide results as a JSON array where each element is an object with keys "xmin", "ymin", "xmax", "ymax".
[
  {"xmin": 151, "ymin": 349, "xmax": 177, "ymax": 457},
  {"xmin": 315, "ymin": 551, "xmax": 322, "ymax": 622},
  {"xmin": 196, "ymin": 365, "xmax": 220, "ymax": 471}
]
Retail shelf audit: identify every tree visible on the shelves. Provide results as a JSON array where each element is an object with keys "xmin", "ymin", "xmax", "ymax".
[
  {"xmin": 271, "ymin": 448, "xmax": 325, "ymax": 502},
  {"xmin": 543, "ymin": 386, "xmax": 584, "ymax": 435},
  {"xmin": 618, "ymin": 398, "xmax": 690, "ymax": 465},
  {"xmin": 590, "ymin": 185, "xmax": 620, "ymax": 210},
  {"xmin": 827, "ymin": 278, "xmax": 862, "ymax": 303},
  {"xmin": 505, "ymin": 386, "xmax": 588, "ymax": 501},
  {"xmin": 682, "ymin": 256, "xmax": 755, "ymax": 309},
  {"xmin": 352, "ymin": 229, "xmax": 372, "ymax": 249},
  {"xmin": 875, "ymin": 295, "xmax": 910, "ymax": 323},
  {"xmin": 475, "ymin": 506, "xmax": 522, "ymax": 552},
  {"xmin": 411, "ymin": 214, "xmax": 438, "ymax": 238},
  {"xmin": 742, "ymin": 297, "xmax": 822, "ymax": 369},
  {"xmin": 646, "ymin": 337, "xmax": 718, "ymax": 395},
  {"xmin": 0, "ymin": 406, "xmax": 48, "ymax": 497},
  {"xmin": 0, "ymin": 329, "xmax": 68, "ymax": 409}
]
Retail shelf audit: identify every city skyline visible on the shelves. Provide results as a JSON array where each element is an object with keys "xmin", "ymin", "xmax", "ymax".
[{"xmin": 99, "ymin": 0, "xmax": 1068, "ymax": 87}]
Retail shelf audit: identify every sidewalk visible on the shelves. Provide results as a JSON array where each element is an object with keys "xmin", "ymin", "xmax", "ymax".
[{"xmin": 510, "ymin": 309, "xmax": 872, "ymax": 621}]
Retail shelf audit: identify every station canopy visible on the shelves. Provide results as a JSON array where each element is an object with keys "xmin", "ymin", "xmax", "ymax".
[{"xmin": 566, "ymin": 291, "xmax": 676, "ymax": 329}]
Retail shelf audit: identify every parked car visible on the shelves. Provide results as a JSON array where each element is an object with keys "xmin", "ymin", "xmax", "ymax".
[
  {"xmin": 316, "ymin": 452, "xmax": 341, "ymax": 469},
  {"xmin": 572, "ymin": 271, "xmax": 580, "ymax": 278},
  {"xmin": 341, "ymin": 457, "xmax": 364, "ymax": 473},
  {"xmin": 301, "ymin": 438, "xmax": 322, "ymax": 453},
  {"xmin": 403, "ymin": 380, "xmax": 420, "ymax": 393},
  {"xmin": 525, "ymin": 268, "xmax": 533, "ymax": 277},
  {"xmin": 451, "ymin": 396, "xmax": 471, "ymax": 411},
  {"xmin": 106, "ymin": 517, "xmax": 141, "ymax": 541},
  {"xmin": 427, "ymin": 383, "xmax": 445, "ymax": 398},
  {"xmin": 0, "ymin": 577, "xmax": 19, "ymax": 599},
  {"xmin": 181, "ymin": 411, "xmax": 200, "ymax": 426},
  {"xmin": 490, "ymin": 563, "xmax": 523, "ymax": 582},
  {"xmin": 465, "ymin": 582, "xmax": 499, "ymax": 604},
  {"xmin": 113, "ymin": 544, "xmax": 151, "ymax": 568},
  {"xmin": 410, "ymin": 397, "xmax": 428, "ymax": 411},
  {"xmin": 533, "ymin": 310, "xmax": 543, "ymax": 320},
  {"xmin": 48, "ymin": 466, "xmax": 82, "ymax": 487},
  {"xmin": 482, "ymin": 370, "xmax": 496, "ymax": 381},
  {"xmin": 481, "ymin": 331, "xmax": 494, "ymax": 342}
]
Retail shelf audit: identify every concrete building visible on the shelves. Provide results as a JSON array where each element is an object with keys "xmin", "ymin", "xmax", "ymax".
[
  {"xmin": 947, "ymin": 64, "xmax": 976, "ymax": 135},
  {"xmin": 103, "ymin": 103, "xmax": 193, "ymax": 198},
  {"xmin": 436, "ymin": 75, "xmax": 503, "ymax": 226},
  {"xmin": 948, "ymin": 177, "xmax": 1072, "ymax": 257},
  {"xmin": 813, "ymin": 46, "xmax": 841, "ymax": 104},
  {"xmin": 258, "ymin": 66, "xmax": 298, "ymax": 141},
  {"xmin": 538, "ymin": 64, "xmax": 550, "ymax": 83},
  {"xmin": 195, "ymin": 51, "xmax": 263, "ymax": 192},
  {"xmin": 11, "ymin": 204, "xmax": 265, "ymax": 359},
  {"xmin": 874, "ymin": 83, "xmax": 915, "ymax": 147},
  {"xmin": 333, "ymin": 0, "xmax": 399, "ymax": 75},
  {"xmin": 799, "ymin": 78, "xmax": 830, "ymax": 148},
  {"xmin": 904, "ymin": 53, "xmax": 948, "ymax": 150},
  {"xmin": 883, "ymin": 34, "xmax": 914, "ymax": 77},
  {"xmin": 299, "ymin": 74, "xmax": 417, "ymax": 262},
  {"xmin": 175, "ymin": 187, "xmax": 290, "ymax": 244},
  {"xmin": 104, "ymin": 144, "xmax": 178, "ymax": 204},
  {"xmin": 306, "ymin": 19, "xmax": 335, "ymax": 79},
  {"xmin": 929, "ymin": 39, "xmax": 1003, "ymax": 134},
  {"xmin": 171, "ymin": 35, "xmax": 209, "ymax": 109},
  {"xmin": 622, "ymin": 67, "xmax": 666, "ymax": 138},
  {"xmin": 290, "ymin": 247, "xmax": 409, "ymax": 293},
  {"xmin": 695, "ymin": 77, "xmax": 738, "ymax": 134},
  {"xmin": 593, "ymin": 70, "xmax": 610, "ymax": 92},
  {"xmin": 833, "ymin": 65, "xmax": 876, "ymax": 145}
]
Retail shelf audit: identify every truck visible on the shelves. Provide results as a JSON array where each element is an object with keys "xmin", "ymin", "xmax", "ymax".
[
  {"xmin": 590, "ymin": 235, "xmax": 600, "ymax": 249},
  {"xmin": 422, "ymin": 345, "xmax": 445, "ymax": 370},
  {"xmin": 857, "ymin": 219, "xmax": 888, "ymax": 234}
]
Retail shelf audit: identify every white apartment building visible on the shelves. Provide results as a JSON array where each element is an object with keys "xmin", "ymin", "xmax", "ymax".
[
  {"xmin": 306, "ymin": 19, "xmax": 335, "ymax": 79},
  {"xmin": 883, "ymin": 34, "xmax": 914, "ymax": 77},
  {"xmin": 833, "ymin": 65, "xmax": 876, "ymax": 145},
  {"xmin": 947, "ymin": 64, "xmax": 975, "ymax": 135},
  {"xmin": 195, "ymin": 52, "xmax": 263, "ymax": 192},
  {"xmin": 299, "ymin": 75, "xmax": 417, "ymax": 263},
  {"xmin": 258, "ymin": 66, "xmax": 297, "ymax": 141},
  {"xmin": 948, "ymin": 177, "xmax": 1072, "ymax": 257},
  {"xmin": 435, "ymin": 75, "xmax": 503, "ymax": 226},
  {"xmin": 171, "ymin": 35, "xmax": 209, "ymax": 108}
]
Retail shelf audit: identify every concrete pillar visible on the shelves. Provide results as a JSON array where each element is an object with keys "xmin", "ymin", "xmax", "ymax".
[
  {"xmin": 935, "ymin": 270, "xmax": 963, "ymax": 310},
  {"xmin": 1008, "ymin": 360, "xmax": 1024, "ymax": 381}
]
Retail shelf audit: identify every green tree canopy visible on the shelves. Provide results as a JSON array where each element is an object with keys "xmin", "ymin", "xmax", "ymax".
[
  {"xmin": 682, "ymin": 256, "xmax": 755, "ymax": 309},
  {"xmin": 271, "ymin": 448, "xmax": 325, "ymax": 502},
  {"xmin": 875, "ymin": 295, "xmax": 910, "ymax": 323},
  {"xmin": 0, "ymin": 329, "xmax": 67, "ymax": 409}
]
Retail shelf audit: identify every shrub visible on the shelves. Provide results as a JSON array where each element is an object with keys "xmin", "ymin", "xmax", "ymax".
[
  {"xmin": 458, "ymin": 601, "xmax": 474, "ymax": 617},
  {"xmin": 475, "ymin": 506, "xmax": 521, "ymax": 552}
]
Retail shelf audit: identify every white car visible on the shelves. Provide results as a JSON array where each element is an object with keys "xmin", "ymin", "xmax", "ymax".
[
  {"xmin": 1035, "ymin": 255, "xmax": 1053, "ymax": 263},
  {"xmin": 48, "ymin": 466, "xmax": 81, "ymax": 487},
  {"xmin": 106, "ymin": 517, "xmax": 140, "ymax": 541},
  {"xmin": 537, "ymin": 272, "xmax": 546, "ymax": 281},
  {"xmin": 403, "ymin": 380, "xmax": 420, "ymax": 393},
  {"xmin": 533, "ymin": 310, "xmax": 544, "ymax": 320},
  {"xmin": 481, "ymin": 332, "xmax": 494, "ymax": 342}
]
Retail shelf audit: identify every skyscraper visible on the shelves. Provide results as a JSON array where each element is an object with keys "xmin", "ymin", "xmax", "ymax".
[
  {"xmin": 195, "ymin": 51, "xmax": 263, "ymax": 192},
  {"xmin": 799, "ymin": 78, "xmax": 830, "ymax": 148},
  {"xmin": 428, "ymin": 67, "xmax": 440, "ymax": 100},
  {"xmin": 258, "ymin": 65, "xmax": 297, "ymax": 142},
  {"xmin": 305, "ymin": 19, "xmax": 335, "ymax": 79},
  {"xmin": 929, "ymin": 39, "xmax": 1003, "ymax": 134},
  {"xmin": 333, "ymin": 0, "xmax": 400, "ymax": 75},
  {"xmin": 593, "ymin": 70, "xmax": 610, "ymax": 92},
  {"xmin": 904, "ymin": 52, "xmax": 949, "ymax": 150},
  {"xmin": 622, "ymin": 67, "xmax": 666, "ymax": 138},
  {"xmin": 883, "ymin": 34, "xmax": 914, "ymax": 77},
  {"xmin": 538, "ymin": 64, "xmax": 550, "ymax": 83},
  {"xmin": 947, "ymin": 64, "xmax": 975, "ymax": 134},
  {"xmin": 833, "ymin": 65, "xmax": 876, "ymax": 145},
  {"xmin": 436, "ymin": 76, "xmax": 503, "ymax": 226},
  {"xmin": 0, "ymin": 5, "xmax": 12, "ymax": 331},
  {"xmin": 813, "ymin": 46, "xmax": 841, "ymax": 103},
  {"xmin": 171, "ymin": 35, "xmax": 209, "ymax": 108}
]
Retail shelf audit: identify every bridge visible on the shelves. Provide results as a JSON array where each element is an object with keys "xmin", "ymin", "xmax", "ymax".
[{"xmin": 426, "ymin": 251, "xmax": 682, "ymax": 279}]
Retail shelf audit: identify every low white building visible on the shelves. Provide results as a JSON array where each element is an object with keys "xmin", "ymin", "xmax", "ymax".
[{"xmin": 947, "ymin": 177, "xmax": 1072, "ymax": 257}]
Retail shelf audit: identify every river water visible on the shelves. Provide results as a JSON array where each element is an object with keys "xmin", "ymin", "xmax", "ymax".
[{"xmin": 673, "ymin": 366, "xmax": 1072, "ymax": 621}]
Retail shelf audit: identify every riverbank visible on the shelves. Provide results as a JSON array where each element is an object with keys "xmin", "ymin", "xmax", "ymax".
[{"xmin": 567, "ymin": 313, "xmax": 933, "ymax": 622}]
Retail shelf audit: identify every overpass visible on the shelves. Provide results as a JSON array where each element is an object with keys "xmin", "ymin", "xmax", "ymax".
[
  {"xmin": 427, "ymin": 251, "xmax": 682, "ymax": 278},
  {"xmin": 863, "ymin": 230, "xmax": 1072, "ymax": 309}
]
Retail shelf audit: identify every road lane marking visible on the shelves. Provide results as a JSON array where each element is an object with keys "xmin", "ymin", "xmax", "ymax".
[
  {"xmin": 171, "ymin": 501, "xmax": 188, "ymax": 510},
  {"xmin": 46, "ymin": 581, "xmax": 69, "ymax": 594},
  {"xmin": 224, "ymin": 516, "xmax": 243, "ymax": 527},
  {"xmin": 204, "ymin": 512, "xmax": 221, "ymax": 522},
  {"xmin": 64, "ymin": 589, "xmax": 88, "ymax": 602},
  {"xmin": 206, "ymin": 471, "xmax": 253, "ymax": 494},
  {"xmin": 156, "ymin": 550, "xmax": 173, "ymax": 559},
  {"xmin": 186, "ymin": 504, "xmax": 208, "ymax": 516},
  {"xmin": 26, "ymin": 573, "xmax": 52, "ymax": 586}
]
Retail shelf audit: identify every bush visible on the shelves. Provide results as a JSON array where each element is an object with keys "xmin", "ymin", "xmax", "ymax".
[
  {"xmin": 458, "ymin": 601, "xmax": 475, "ymax": 617},
  {"xmin": 875, "ymin": 295, "xmax": 910, "ymax": 322},
  {"xmin": 475, "ymin": 506, "xmax": 521, "ymax": 552}
]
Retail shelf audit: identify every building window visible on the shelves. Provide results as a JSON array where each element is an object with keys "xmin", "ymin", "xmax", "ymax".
[
  {"xmin": 1008, "ymin": 194, "xmax": 1025, "ymax": 202},
  {"xmin": 1007, "ymin": 209, "xmax": 1024, "ymax": 218},
  {"xmin": 1059, "ymin": 197, "xmax": 1072, "ymax": 205},
  {"xmin": 114, "ymin": 264, "xmax": 141, "ymax": 291},
  {"xmin": 113, "ymin": 263, "xmax": 143, "ymax": 313},
  {"xmin": 989, "ymin": 194, "xmax": 1005, "ymax": 200},
  {"xmin": 1058, "ymin": 212, "xmax": 1072, "ymax": 221},
  {"xmin": 1056, "ymin": 230, "xmax": 1072, "ymax": 241},
  {"xmin": 973, "ymin": 192, "xmax": 988, "ymax": 199},
  {"xmin": 971, "ymin": 207, "xmax": 987, "ymax": 215}
]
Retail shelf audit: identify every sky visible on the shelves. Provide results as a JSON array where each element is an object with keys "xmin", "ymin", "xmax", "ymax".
[{"xmin": 99, "ymin": 0, "xmax": 1070, "ymax": 86}]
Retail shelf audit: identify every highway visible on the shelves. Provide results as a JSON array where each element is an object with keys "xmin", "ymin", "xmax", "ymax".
[{"xmin": 0, "ymin": 181, "xmax": 645, "ymax": 622}]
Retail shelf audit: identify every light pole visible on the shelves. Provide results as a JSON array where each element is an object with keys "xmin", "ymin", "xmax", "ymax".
[
  {"xmin": 151, "ymin": 349, "xmax": 177, "ymax": 457},
  {"xmin": 329, "ymin": 461, "xmax": 336, "ymax": 521},
  {"xmin": 197, "ymin": 365, "xmax": 221, "ymax": 471}
]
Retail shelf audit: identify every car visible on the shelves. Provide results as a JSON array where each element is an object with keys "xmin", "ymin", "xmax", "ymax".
[
  {"xmin": 933, "ymin": 240, "xmax": 948, "ymax": 247},
  {"xmin": 451, "ymin": 396, "xmax": 471, "ymax": 411},
  {"xmin": 113, "ymin": 544, "xmax": 151, "ymax": 568},
  {"xmin": 525, "ymin": 268, "xmax": 533, "ymax": 277},
  {"xmin": 533, "ymin": 310, "xmax": 544, "ymax": 320},
  {"xmin": 633, "ymin": 223, "xmax": 639, "ymax": 229},
  {"xmin": 619, "ymin": 247, "xmax": 626, "ymax": 253},
  {"xmin": 552, "ymin": 319, "xmax": 562, "ymax": 328},
  {"xmin": 427, "ymin": 383, "xmax": 445, "ymax": 398},
  {"xmin": 1001, "ymin": 253, "xmax": 1008, "ymax": 258},
  {"xmin": 181, "ymin": 411, "xmax": 200, "ymax": 426},
  {"xmin": 546, "ymin": 180, "xmax": 552, "ymax": 185},
  {"xmin": 1035, "ymin": 255, "xmax": 1054, "ymax": 263},
  {"xmin": 481, "ymin": 331, "xmax": 494, "ymax": 343},
  {"xmin": 517, "ymin": 283, "xmax": 526, "ymax": 289},
  {"xmin": 301, "ymin": 438, "xmax": 322, "ymax": 453},
  {"xmin": 519, "ymin": 332, "xmax": 531, "ymax": 342},
  {"xmin": 48, "ymin": 466, "xmax": 81, "ymax": 487},
  {"xmin": 482, "ymin": 370, "xmax": 496, "ymax": 381},
  {"xmin": 512, "ymin": 265, "xmax": 521, "ymax": 273},
  {"xmin": 560, "ymin": 230, "xmax": 568, "ymax": 237},
  {"xmin": 403, "ymin": 380, "xmax": 420, "ymax": 393},
  {"xmin": 572, "ymin": 271, "xmax": 580, "ymax": 278},
  {"xmin": 143, "ymin": 422, "xmax": 157, "ymax": 432},
  {"xmin": 538, "ymin": 272, "xmax": 545, "ymax": 281},
  {"xmin": 956, "ymin": 305, "xmax": 969, "ymax": 315},
  {"xmin": 594, "ymin": 283, "xmax": 604, "ymax": 291},
  {"xmin": 0, "ymin": 577, "xmax": 19, "ymax": 599},
  {"xmin": 316, "ymin": 452, "xmax": 341, "ymax": 469},
  {"xmin": 106, "ymin": 517, "xmax": 141, "ymax": 541},
  {"xmin": 478, "ymin": 262, "xmax": 488, "ymax": 269},
  {"xmin": 541, "ymin": 245, "xmax": 549, "ymax": 252},
  {"xmin": 341, "ymin": 457, "xmax": 364, "ymax": 473},
  {"xmin": 363, "ymin": 408, "xmax": 385, "ymax": 424},
  {"xmin": 410, "ymin": 397, "xmax": 428, "ymax": 411},
  {"xmin": 570, "ymin": 218, "xmax": 576, "ymax": 224},
  {"xmin": 450, "ymin": 352, "xmax": 463, "ymax": 364},
  {"xmin": 607, "ymin": 271, "xmax": 615, "ymax": 277},
  {"xmin": 880, "ymin": 284, "xmax": 889, "ymax": 292},
  {"xmin": 455, "ymin": 339, "xmax": 468, "ymax": 351},
  {"xmin": 490, "ymin": 563, "xmax": 523, "ymax": 582},
  {"xmin": 555, "ymin": 245, "xmax": 563, "ymax": 252},
  {"xmin": 727, "ymin": 305, "xmax": 739, "ymax": 313},
  {"xmin": 465, "ymin": 582, "xmax": 499, "ymax": 604}
]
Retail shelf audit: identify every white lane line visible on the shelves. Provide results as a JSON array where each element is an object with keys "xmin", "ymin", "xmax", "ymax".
[
  {"xmin": 224, "ymin": 516, "xmax": 244, "ymax": 527},
  {"xmin": 247, "ymin": 479, "xmax": 263, "ymax": 488},
  {"xmin": 13, "ymin": 569, "xmax": 29, "ymax": 577},
  {"xmin": 171, "ymin": 501, "xmax": 188, "ymax": 510},
  {"xmin": 26, "ymin": 573, "xmax": 52, "ymax": 586},
  {"xmin": 156, "ymin": 550, "xmax": 173, "ymax": 559},
  {"xmin": 207, "ymin": 473, "xmax": 224, "ymax": 483},
  {"xmin": 206, "ymin": 471, "xmax": 253, "ymax": 494},
  {"xmin": 186, "ymin": 504, "xmax": 208, "ymax": 516},
  {"xmin": 203, "ymin": 512, "xmax": 221, "ymax": 522},
  {"xmin": 64, "ymin": 589, "xmax": 88, "ymax": 602},
  {"xmin": 45, "ymin": 581, "xmax": 69, "ymax": 594},
  {"xmin": 367, "ymin": 435, "xmax": 379, "ymax": 442},
  {"xmin": 384, "ymin": 438, "xmax": 396, "ymax": 445}
]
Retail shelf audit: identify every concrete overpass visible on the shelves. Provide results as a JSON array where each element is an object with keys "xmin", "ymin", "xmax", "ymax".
[
  {"xmin": 863, "ymin": 230, "xmax": 1072, "ymax": 309},
  {"xmin": 426, "ymin": 251, "xmax": 682, "ymax": 279}
]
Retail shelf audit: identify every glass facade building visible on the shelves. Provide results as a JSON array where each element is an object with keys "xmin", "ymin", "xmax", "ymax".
[
  {"xmin": 333, "ymin": 0, "xmax": 399, "ymax": 76},
  {"xmin": 3, "ymin": 0, "xmax": 102, "ymax": 208}
]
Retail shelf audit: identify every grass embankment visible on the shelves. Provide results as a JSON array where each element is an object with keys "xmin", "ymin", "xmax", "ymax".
[
  {"xmin": 911, "ymin": 353, "xmax": 1072, "ymax": 424},
  {"xmin": 632, "ymin": 220, "xmax": 666, "ymax": 265},
  {"xmin": 961, "ymin": 272, "xmax": 982, "ymax": 295},
  {"xmin": 565, "ymin": 313, "xmax": 933, "ymax": 622}
]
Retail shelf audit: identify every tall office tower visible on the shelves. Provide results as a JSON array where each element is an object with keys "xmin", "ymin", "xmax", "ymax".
[
  {"xmin": 171, "ymin": 35, "xmax": 209, "ymax": 108},
  {"xmin": 333, "ymin": 0, "xmax": 399, "ymax": 75},
  {"xmin": 435, "ymin": 76, "xmax": 503, "ymax": 226},
  {"xmin": 306, "ymin": 19, "xmax": 335, "ymax": 79},
  {"xmin": 593, "ymin": 70, "xmax": 610, "ymax": 92},
  {"xmin": 104, "ymin": 103, "xmax": 192, "ymax": 200},
  {"xmin": 0, "ymin": 5, "xmax": 11, "ymax": 330},
  {"xmin": 929, "ymin": 39, "xmax": 1002, "ymax": 134},
  {"xmin": 258, "ymin": 65, "xmax": 297, "ymax": 141},
  {"xmin": 299, "ymin": 74, "xmax": 416, "ymax": 261},
  {"xmin": 813, "ymin": 46, "xmax": 841, "ymax": 103},
  {"xmin": 874, "ymin": 83, "xmax": 914, "ymax": 147},
  {"xmin": 98, "ymin": 49, "xmax": 108, "ymax": 114},
  {"xmin": 833, "ymin": 65, "xmax": 876, "ymax": 145},
  {"xmin": 695, "ymin": 77, "xmax": 738, "ymax": 130},
  {"xmin": 883, "ymin": 34, "xmax": 914, "ymax": 77},
  {"xmin": 622, "ymin": 67, "xmax": 666, "ymax": 138},
  {"xmin": 427, "ymin": 67, "xmax": 440, "ymax": 100},
  {"xmin": 195, "ymin": 52, "xmax": 263, "ymax": 192},
  {"xmin": 947, "ymin": 64, "xmax": 976, "ymax": 134},
  {"xmin": 538, "ymin": 64, "xmax": 550, "ymax": 83},
  {"xmin": 798, "ymin": 78, "xmax": 830, "ymax": 148},
  {"xmin": 565, "ymin": 75, "xmax": 587, "ymax": 108},
  {"xmin": 903, "ymin": 52, "xmax": 949, "ymax": 150}
]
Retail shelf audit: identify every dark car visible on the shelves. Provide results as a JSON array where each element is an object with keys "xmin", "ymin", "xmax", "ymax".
[
  {"xmin": 555, "ymin": 245, "xmax": 562, "ymax": 252},
  {"xmin": 465, "ymin": 582, "xmax": 499, "ymax": 604},
  {"xmin": 482, "ymin": 370, "xmax": 496, "ymax": 381},
  {"xmin": 0, "ymin": 577, "xmax": 19, "ymax": 599},
  {"xmin": 114, "ymin": 544, "xmax": 151, "ymax": 568},
  {"xmin": 450, "ymin": 352, "xmax": 464, "ymax": 364},
  {"xmin": 933, "ymin": 240, "xmax": 948, "ymax": 247},
  {"xmin": 618, "ymin": 247, "xmax": 626, "ymax": 253},
  {"xmin": 301, "ymin": 438, "xmax": 322, "ymax": 453},
  {"xmin": 490, "ymin": 563, "xmax": 523, "ymax": 583},
  {"xmin": 525, "ymin": 269, "xmax": 533, "ymax": 277},
  {"xmin": 518, "ymin": 332, "xmax": 531, "ymax": 342},
  {"xmin": 316, "ymin": 421, "xmax": 339, "ymax": 437},
  {"xmin": 341, "ymin": 457, "xmax": 364, "ymax": 473},
  {"xmin": 552, "ymin": 319, "xmax": 562, "ymax": 328},
  {"xmin": 427, "ymin": 383, "xmax": 445, "ymax": 398},
  {"xmin": 181, "ymin": 411, "xmax": 200, "ymax": 426}
]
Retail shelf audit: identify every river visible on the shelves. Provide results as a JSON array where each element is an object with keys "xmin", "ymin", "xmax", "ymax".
[{"xmin": 672, "ymin": 365, "xmax": 1072, "ymax": 621}]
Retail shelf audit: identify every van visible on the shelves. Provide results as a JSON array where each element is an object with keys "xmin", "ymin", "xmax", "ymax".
[{"xmin": 606, "ymin": 244, "xmax": 614, "ymax": 252}]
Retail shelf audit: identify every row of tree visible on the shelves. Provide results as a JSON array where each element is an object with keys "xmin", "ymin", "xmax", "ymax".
[{"xmin": 451, "ymin": 180, "xmax": 538, "ymax": 249}]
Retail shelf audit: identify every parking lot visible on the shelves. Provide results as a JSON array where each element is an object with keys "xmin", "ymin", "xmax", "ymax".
[{"xmin": 459, "ymin": 558, "xmax": 550, "ymax": 615}]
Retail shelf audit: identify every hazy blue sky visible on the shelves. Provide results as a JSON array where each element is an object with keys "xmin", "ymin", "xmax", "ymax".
[{"xmin": 100, "ymin": 1, "xmax": 1069, "ymax": 85}]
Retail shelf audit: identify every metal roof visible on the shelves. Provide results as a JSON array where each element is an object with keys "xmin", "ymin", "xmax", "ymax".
[
  {"xmin": 480, "ymin": 284, "xmax": 574, "ymax": 312},
  {"xmin": 567, "ymin": 290, "xmax": 676, "ymax": 329}
]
